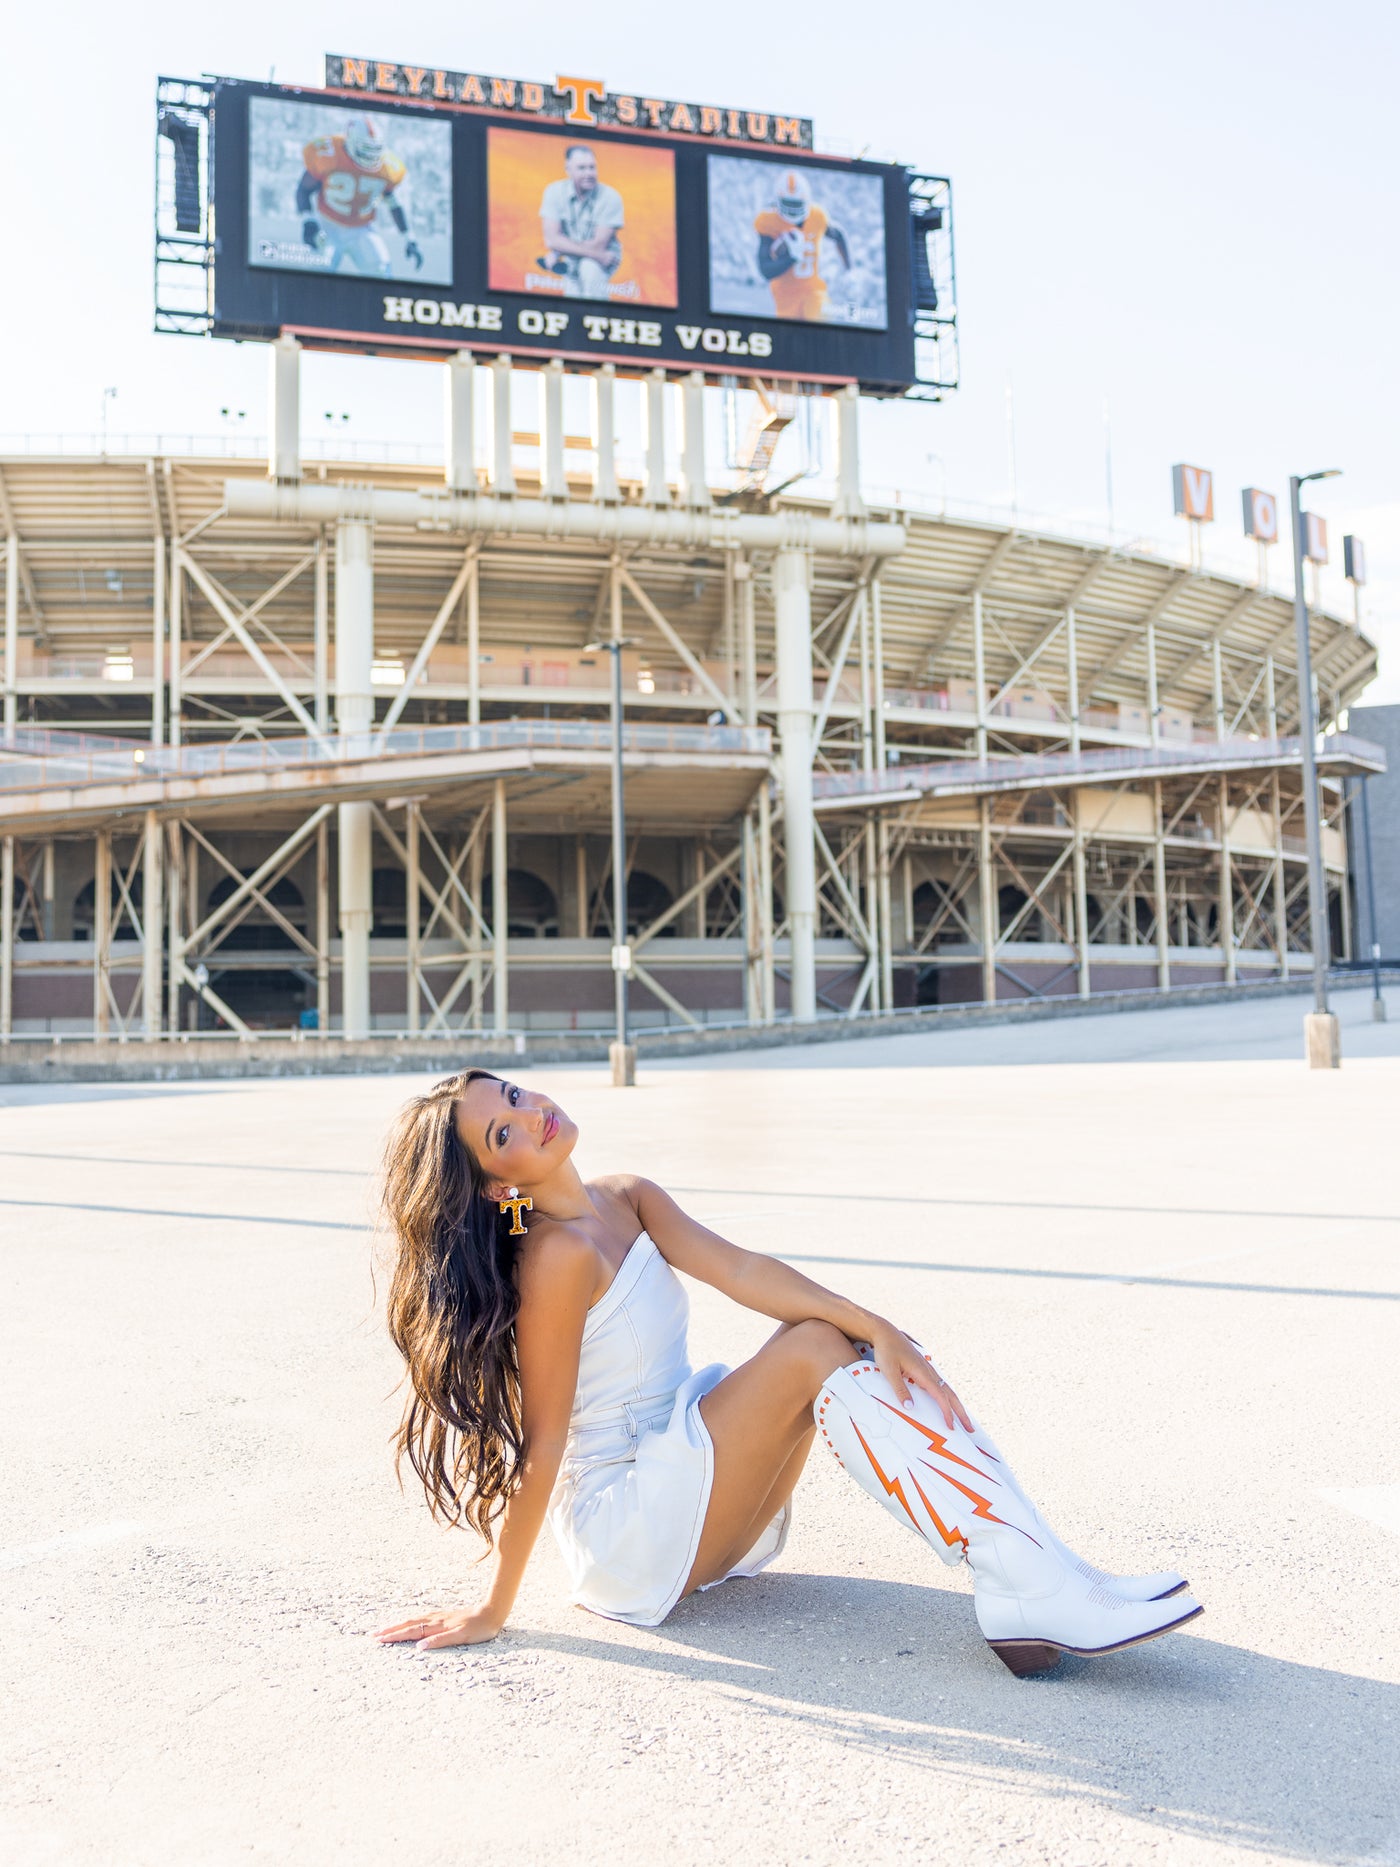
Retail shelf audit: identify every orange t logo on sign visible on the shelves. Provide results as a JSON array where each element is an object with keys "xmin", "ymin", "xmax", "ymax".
[
  {"xmin": 1172, "ymin": 463, "xmax": 1214, "ymax": 522},
  {"xmin": 555, "ymin": 75, "xmax": 606, "ymax": 123}
]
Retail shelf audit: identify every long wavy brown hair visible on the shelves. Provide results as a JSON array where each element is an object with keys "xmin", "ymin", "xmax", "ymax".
[{"xmin": 380, "ymin": 1069, "xmax": 525, "ymax": 1544}]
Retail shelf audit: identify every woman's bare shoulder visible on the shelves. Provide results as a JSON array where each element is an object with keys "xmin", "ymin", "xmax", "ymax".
[
  {"xmin": 585, "ymin": 1171, "xmax": 654, "ymax": 1212},
  {"xmin": 515, "ymin": 1220, "xmax": 602, "ymax": 1303}
]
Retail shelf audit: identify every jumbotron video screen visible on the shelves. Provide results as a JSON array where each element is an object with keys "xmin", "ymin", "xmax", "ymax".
[{"xmin": 201, "ymin": 64, "xmax": 930, "ymax": 393}]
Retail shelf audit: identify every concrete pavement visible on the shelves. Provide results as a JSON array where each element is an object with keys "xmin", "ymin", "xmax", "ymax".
[{"xmin": 2, "ymin": 985, "xmax": 1398, "ymax": 1865}]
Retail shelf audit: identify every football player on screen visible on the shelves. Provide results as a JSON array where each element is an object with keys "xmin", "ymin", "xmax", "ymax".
[
  {"xmin": 754, "ymin": 170, "xmax": 850, "ymax": 322},
  {"xmin": 295, "ymin": 115, "xmax": 424, "ymax": 277}
]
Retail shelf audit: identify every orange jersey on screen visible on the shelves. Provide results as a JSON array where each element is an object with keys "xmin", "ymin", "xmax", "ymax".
[
  {"xmin": 302, "ymin": 136, "xmax": 406, "ymax": 228},
  {"xmin": 754, "ymin": 204, "xmax": 830, "ymax": 321}
]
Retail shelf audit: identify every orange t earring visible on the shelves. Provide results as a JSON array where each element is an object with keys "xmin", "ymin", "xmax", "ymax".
[{"xmin": 499, "ymin": 1187, "xmax": 533, "ymax": 1236}]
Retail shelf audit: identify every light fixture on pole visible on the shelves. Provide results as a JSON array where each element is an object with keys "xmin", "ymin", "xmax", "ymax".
[
  {"xmin": 585, "ymin": 636, "xmax": 638, "ymax": 1086},
  {"xmin": 1288, "ymin": 468, "xmax": 1342, "ymax": 1068}
]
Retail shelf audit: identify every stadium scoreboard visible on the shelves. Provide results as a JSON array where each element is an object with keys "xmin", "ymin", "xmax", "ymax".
[{"xmin": 160, "ymin": 57, "xmax": 955, "ymax": 397}]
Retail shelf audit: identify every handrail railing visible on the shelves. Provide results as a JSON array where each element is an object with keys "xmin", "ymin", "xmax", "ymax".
[
  {"xmin": 812, "ymin": 733, "xmax": 1386, "ymax": 800},
  {"xmin": 0, "ymin": 719, "xmax": 773, "ymax": 796}
]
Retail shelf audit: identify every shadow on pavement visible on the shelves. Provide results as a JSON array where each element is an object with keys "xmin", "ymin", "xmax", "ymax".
[{"xmin": 525, "ymin": 1572, "xmax": 1399, "ymax": 1863}]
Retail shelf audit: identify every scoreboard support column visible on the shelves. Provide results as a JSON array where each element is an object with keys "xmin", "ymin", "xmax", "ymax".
[
  {"xmin": 445, "ymin": 351, "xmax": 476, "ymax": 492},
  {"xmin": 680, "ymin": 372, "xmax": 711, "ymax": 509},
  {"xmin": 269, "ymin": 334, "xmax": 301, "ymax": 483},
  {"xmin": 593, "ymin": 365, "xmax": 621, "ymax": 503},
  {"xmin": 540, "ymin": 360, "xmax": 568, "ymax": 499},
  {"xmin": 775, "ymin": 547, "xmax": 817, "ymax": 1023},
  {"xmin": 644, "ymin": 370, "xmax": 669, "ymax": 507},
  {"xmin": 832, "ymin": 384, "xmax": 866, "ymax": 520},
  {"xmin": 491, "ymin": 356, "xmax": 516, "ymax": 495}
]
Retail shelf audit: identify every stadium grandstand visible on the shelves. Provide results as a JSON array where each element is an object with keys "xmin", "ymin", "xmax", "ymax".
[{"xmin": 0, "ymin": 366, "xmax": 1384, "ymax": 1049}]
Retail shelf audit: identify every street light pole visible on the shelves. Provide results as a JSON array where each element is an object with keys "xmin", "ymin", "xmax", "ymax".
[
  {"xmin": 586, "ymin": 633, "xmax": 637, "ymax": 1086},
  {"xmin": 1288, "ymin": 469, "xmax": 1342, "ymax": 1068}
]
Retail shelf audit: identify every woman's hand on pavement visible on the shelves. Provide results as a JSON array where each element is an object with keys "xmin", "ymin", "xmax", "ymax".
[
  {"xmin": 375, "ymin": 1607, "xmax": 505, "ymax": 1651},
  {"xmin": 865, "ymin": 1319, "xmax": 974, "ymax": 1433}
]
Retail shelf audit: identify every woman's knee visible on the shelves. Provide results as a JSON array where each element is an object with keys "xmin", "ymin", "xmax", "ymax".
[{"xmin": 780, "ymin": 1318, "xmax": 856, "ymax": 1386}]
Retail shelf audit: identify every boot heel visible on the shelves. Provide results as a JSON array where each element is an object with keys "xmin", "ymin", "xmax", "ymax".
[{"xmin": 988, "ymin": 1640, "xmax": 1062, "ymax": 1678}]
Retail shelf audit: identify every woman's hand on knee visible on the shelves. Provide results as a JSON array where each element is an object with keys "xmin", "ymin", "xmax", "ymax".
[
  {"xmin": 864, "ymin": 1319, "xmax": 974, "ymax": 1433},
  {"xmin": 375, "ymin": 1605, "xmax": 505, "ymax": 1651}
]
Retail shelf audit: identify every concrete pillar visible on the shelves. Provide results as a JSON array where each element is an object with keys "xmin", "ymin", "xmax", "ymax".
[
  {"xmin": 93, "ymin": 831, "xmax": 111, "ymax": 1037},
  {"xmin": 592, "ymin": 365, "xmax": 620, "ymax": 503},
  {"xmin": 169, "ymin": 547, "xmax": 183, "ymax": 748},
  {"xmin": 742, "ymin": 811, "xmax": 759, "ymax": 1024},
  {"xmin": 1212, "ymin": 638, "xmax": 1225, "ymax": 741},
  {"xmin": 469, "ymin": 823, "xmax": 485, "ymax": 1030},
  {"xmin": 1146, "ymin": 620, "xmax": 1160, "ymax": 746},
  {"xmin": 979, "ymin": 796, "xmax": 998, "ymax": 1004},
  {"xmin": 445, "ymin": 350, "xmax": 476, "ymax": 492},
  {"xmin": 1072, "ymin": 798, "xmax": 1091, "ymax": 1000},
  {"xmin": 1218, "ymin": 775, "xmax": 1236, "ymax": 986},
  {"xmin": 574, "ymin": 835, "xmax": 588, "ymax": 938},
  {"xmin": 165, "ymin": 821, "xmax": 183, "ymax": 1034},
  {"xmin": 1152, "ymin": 780, "xmax": 1170, "ymax": 991},
  {"xmin": 774, "ymin": 547, "xmax": 816, "ymax": 1022},
  {"xmin": 185, "ymin": 837, "xmax": 199, "ymax": 1032},
  {"xmin": 338, "ymin": 802, "xmax": 373, "ymax": 1039},
  {"xmin": 335, "ymin": 516, "xmax": 375, "ymax": 1040},
  {"xmin": 758, "ymin": 779, "xmax": 775, "ymax": 1024},
  {"xmin": 1066, "ymin": 606, "xmax": 1080, "ymax": 753},
  {"xmin": 878, "ymin": 820, "xmax": 894, "ymax": 1011},
  {"xmin": 1271, "ymin": 771, "xmax": 1288, "ymax": 977},
  {"xmin": 268, "ymin": 333, "xmax": 300, "ymax": 483},
  {"xmin": 864, "ymin": 819, "xmax": 880, "ymax": 1013},
  {"xmin": 316, "ymin": 816, "xmax": 330, "ymax": 1037},
  {"xmin": 313, "ymin": 533, "xmax": 329, "ymax": 735},
  {"xmin": 467, "ymin": 553, "xmax": 482, "ymax": 729},
  {"xmin": 831, "ymin": 384, "xmax": 865, "ymax": 520},
  {"xmin": 151, "ymin": 535, "xmax": 165, "ymax": 747},
  {"xmin": 142, "ymin": 810, "xmax": 162, "ymax": 1039},
  {"xmin": 1, "ymin": 836, "xmax": 12, "ymax": 1039},
  {"xmin": 405, "ymin": 803, "xmax": 420, "ymax": 1035},
  {"xmin": 493, "ymin": 778, "xmax": 509, "ymax": 1035},
  {"xmin": 540, "ymin": 359, "xmax": 567, "ymax": 499},
  {"xmin": 4, "ymin": 532, "xmax": 17, "ymax": 742},
  {"xmin": 972, "ymin": 590, "xmax": 989, "ymax": 760},
  {"xmin": 871, "ymin": 576, "xmax": 887, "ymax": 772},
  {"xmin": 679, "ymin": 371, "xmax": 710, "ymax": 508},
  {"xmin": 491, "ymin": 355, "xmax": 516, "ymax": 495},
  {"xmin": 738, "ymin": 559, "xmax": 757, "ymax": 725},
  {"xmin": 41, "ymin": 840, "xmax": 54, "ymax": 941},
  {"xmin": 644, "ymin": 369, "xmax": 669, "ymax": 506}
]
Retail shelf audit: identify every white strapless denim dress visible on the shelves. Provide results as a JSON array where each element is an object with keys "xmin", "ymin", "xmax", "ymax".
[{"xmin": 546, "ymin": 1232, "xmax": 791, "ymax": 1627}]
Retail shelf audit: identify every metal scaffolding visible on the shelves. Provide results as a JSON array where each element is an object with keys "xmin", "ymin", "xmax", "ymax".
[{"xmin": 0, "ymin": 351, "xmax": 1383, "ymax": 1046}]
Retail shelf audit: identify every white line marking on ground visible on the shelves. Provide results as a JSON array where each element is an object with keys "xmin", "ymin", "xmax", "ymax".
[
  {"xmin": 1317, "ymin": 1486, "xmax": 1400, "ymax": 1538},
  {"xmin": 0, "ymin": 1519, "xmax": 144, "ymax": 1571}
]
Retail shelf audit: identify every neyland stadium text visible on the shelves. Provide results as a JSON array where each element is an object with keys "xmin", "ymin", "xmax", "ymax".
[{"xmin": 327, "ymin": 56, "xmax": 812, "ymax": 149}]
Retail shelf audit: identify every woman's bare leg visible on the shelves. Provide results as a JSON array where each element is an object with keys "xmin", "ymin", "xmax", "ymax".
[{"xmin": 683, "ymin": 1319, "xmax": 855, "ymax": 1593}]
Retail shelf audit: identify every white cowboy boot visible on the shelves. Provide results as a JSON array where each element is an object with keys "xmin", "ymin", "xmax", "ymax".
[
  {"xmin": 902, "ymin": 1345, "xmax": 1188, "ymax": 1603},
  {"xmin": 815, "ymin": 1361, "xmax": 1203, "ymax": 1676},
  {"xmin": 966, "ymin": 1421, "xmax": 1187, "ymax": 1602}
]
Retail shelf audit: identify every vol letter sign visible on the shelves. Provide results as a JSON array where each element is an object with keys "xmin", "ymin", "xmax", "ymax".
[
  {"xmin": 1302, "ymin": 513, "xmax": 1329, "ymax": 565},
  {"xmin": 1241, "ymin": 487, "xmax": 1279, "ymax": 543},
  {"xmin": 1172, "ymin": 463, "xmax": 1214, "ymax": 522}
]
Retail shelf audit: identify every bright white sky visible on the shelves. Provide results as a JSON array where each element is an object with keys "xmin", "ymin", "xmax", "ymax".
[{"xmin": 6, "ymin": 2, "xmax": 1398, "ymax": 699}]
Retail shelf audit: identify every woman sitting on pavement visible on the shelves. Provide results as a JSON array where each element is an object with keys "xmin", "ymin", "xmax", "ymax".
[{"xmin": 375, "ymin": 1070, "xmax": 1201, "ymax": 1677}]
